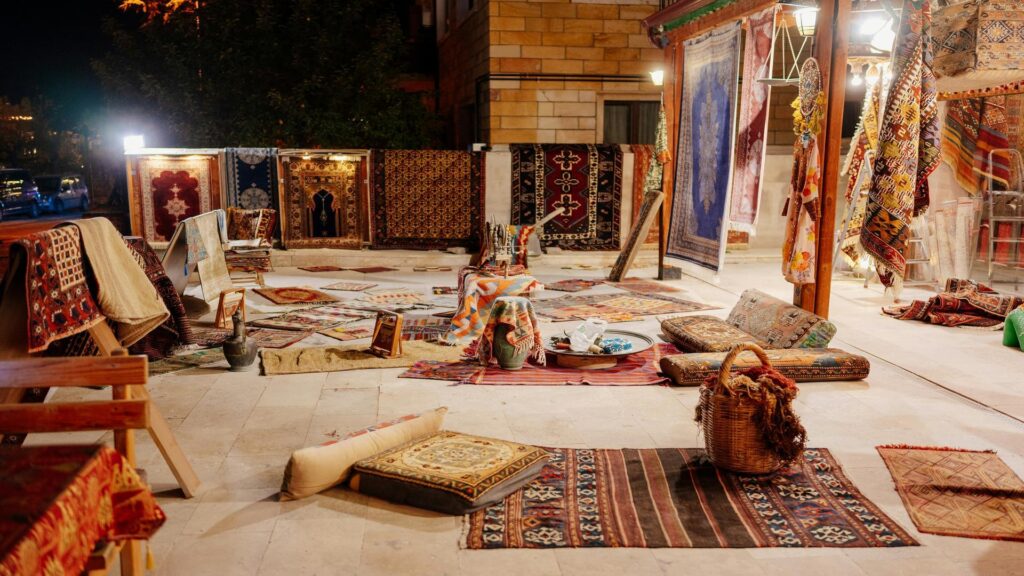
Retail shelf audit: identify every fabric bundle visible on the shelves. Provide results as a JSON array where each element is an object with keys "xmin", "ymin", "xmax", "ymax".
[
  {"xmin": 782, "ymin": 58, "xmax": 824, "ymax": 285},
  {"xmin": 226, "ymin": 207, "xmax": 277, "ymax": 243},
  {"xmin": 666, "ymin": 22, "xmax": 742, "ymax": 272},
  {"xmin": 447, "ymin": 266, "xmax": 541, "ymax": 343},
  {"xmin": 124, "ymin": 237, "xmax": 196, "ymax": 359},
  {"xmin": 883, "ymin": 278, "xmax": 1024, "ymax": 327},
  {"xmin": 861, "ymin": 0, "xmax": 941, "ymax": 288},
  {"xmin": 475, "ymin": 296, "xmax": 544, "ymax": 367}
]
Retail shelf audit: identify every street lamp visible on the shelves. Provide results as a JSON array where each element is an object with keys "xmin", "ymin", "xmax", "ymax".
[{"xmin": 123, "ymin": 134, "xmax": 145, "ymax": 153}]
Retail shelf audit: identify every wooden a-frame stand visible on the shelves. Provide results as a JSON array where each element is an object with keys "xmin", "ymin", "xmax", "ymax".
[{"xmin": 87, "ymin": 322, "xmax": 201, "ymax": 499}]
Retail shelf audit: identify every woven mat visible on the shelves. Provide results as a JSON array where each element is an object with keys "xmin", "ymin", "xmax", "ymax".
[
  {"xmin": 253, "ymin": 287, "xmax": 339, "ymax": 305},
  {"xmin": 464, "ymin": 447, "xmax": 917, "ymax": 548}
]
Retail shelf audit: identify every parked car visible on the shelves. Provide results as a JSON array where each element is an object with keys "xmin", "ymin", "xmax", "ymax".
[
  {"xmin": 36, "ymin": 174, "xmax": 89, "ymax": 213},
  {"xmin": 0, "ymin": 169, "xmax": 42, "ymax": 221}
]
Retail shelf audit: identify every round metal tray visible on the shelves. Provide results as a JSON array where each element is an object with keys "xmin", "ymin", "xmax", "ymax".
[{"xmin": 544, "ymin": 329, "xmax": 655, "ymax": 359}]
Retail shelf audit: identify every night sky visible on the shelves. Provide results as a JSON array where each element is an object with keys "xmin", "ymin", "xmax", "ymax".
[{"xmin": 0, "ymin": 2, "xmax": 123, "ymax": 126}]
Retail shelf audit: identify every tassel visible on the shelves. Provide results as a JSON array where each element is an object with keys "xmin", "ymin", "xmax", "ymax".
[{"xmin": 147, "ymin": 544, "xmax": 156, "ymax": 570}]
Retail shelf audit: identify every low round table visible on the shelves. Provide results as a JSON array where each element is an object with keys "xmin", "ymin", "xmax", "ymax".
[{"xmin": 544, "ymin": 330, "xmax": 654, "ymax": 370}]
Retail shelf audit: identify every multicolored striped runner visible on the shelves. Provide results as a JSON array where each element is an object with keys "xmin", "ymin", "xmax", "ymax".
[{"xmin": 463, "ymin": 448, "xmax": 917, "ymax": 548}]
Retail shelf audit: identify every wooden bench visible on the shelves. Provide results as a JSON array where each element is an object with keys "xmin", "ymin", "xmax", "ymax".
[{"xmin": 0, "ymin": 353, "xmax": 197, "ymax": 575}]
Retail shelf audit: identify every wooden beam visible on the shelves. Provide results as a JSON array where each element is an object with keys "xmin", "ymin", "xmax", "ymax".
[
  {"xmin": 811, "ymin": 0, "xmax": 853, "ymax": 318},
  {"xmin": 0, "ymin": 356, "xmax": 147, "ymax": 389},
  {"xmin": 0, "ymin": 400, "xmax": 150, "ymax": 433}
]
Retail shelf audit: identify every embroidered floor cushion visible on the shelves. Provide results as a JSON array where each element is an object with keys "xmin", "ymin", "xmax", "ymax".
[
  {"xmin": 661, "ymin": 315, "xmax": 769, "ymax": 352},
  {"xmin": 660, "ymin": 348, "xmax": 871, "ymax": 386},
  {"xmin": 280, "ymin": 407, "xmax": 447, "ymax": 500},
  {"xmin": 350, "ymin": 431, "xmax": 550, "ymax": 514},
  {"xmin": 726, "ymin": 289, "xmax": 837, "ymax": 348}
]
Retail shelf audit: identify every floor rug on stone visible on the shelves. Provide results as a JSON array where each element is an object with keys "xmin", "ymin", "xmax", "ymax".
[
  {"xmin": 251, "ymin": 306, "xmax": 375, "ymax": 332},
  {"xmin": 323, "ymin": 281, "xmax": 378, "ymax": 292},
  {"xmin": 356, "ymin": 288, "xmax": 425, "ymax": 306},
  {"xmin": 260, "ymin": 340, "xmax": 463, "ymax": 375},
  {"xmin": 544, "ymin": 279, "xmax": 604, "ymax": 293},
  {"xmin": 605, "ymin": 278, "xmax": 681, "ymax": 294},
  {"xmin": 148, "ymin": 349, "xmax": 225, "ymax": 376},
  {"xmin": 297, "ymin": 266, "xmax": 345, "ymax": 273},
  {"xmin": 401, "ymin": 315, "xmax": 450, "ymax": 341},
  {"xmin": 533, "ymin": 293, "xmax": 715, "ymax": 321},
  {"xmin": 253, "ymin": 287, "xmax": 340, "ymax": 305},
  {"xmin": 281, "ymin": 156, "xmax": 363, "ymax": 249},
  {"xmin": 463, "ymin": 447, "xmax": 917, "ymax": 548},
  {"xmin": 343, "ymin": 266, "xmax": 399, "ymax": 274},
  {"xmin": 877, "ymin": 445, "xmax": 1024, "ymax": 542},
  {"xmin": 510, "ymin": 144, "xmax": 622, "ymax": 251},
  {"xmin": 665, "ymin": 23, "xmax": 741, "ymax": 272},
  {"xmin": 400, "ymin": 344, "xmax": 674, "ymax": 386},
  {"xmin": 371, "ymin": 150, "xmax": 484, "ymax": 249},
  {"xmin": 318, "ymin": 325, "xmax": 375, "ymax": 342}
]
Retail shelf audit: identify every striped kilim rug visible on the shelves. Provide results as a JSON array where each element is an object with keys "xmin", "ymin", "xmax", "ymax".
[{"xmin": 463, "ymin": 448, "xmax": 917, "ymax": 548}]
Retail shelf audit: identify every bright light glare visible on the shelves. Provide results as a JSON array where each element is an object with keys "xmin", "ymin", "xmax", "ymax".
[
  {"xmin": 859, "ymin": 16, "xmax": 887, "ymax": 36},
  {"xmin": 123, "ymin": 134, "xmax": 145, "ymax": 152},
  {"xmin": 649, "ymin": 69, "xmax": 665, "ymax": 87},
  {"xmin": 870, "ymin": 20, "xmax": 896, "ymax": 51},
  {"xmin": 850, "ymin": 73, "xmax": 864, "ymax": 87}
]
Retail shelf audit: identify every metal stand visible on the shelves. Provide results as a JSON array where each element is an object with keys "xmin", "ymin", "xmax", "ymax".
[{"xmin": 975, "ymin": 149, "xmax": 1024, "ymax": 290}]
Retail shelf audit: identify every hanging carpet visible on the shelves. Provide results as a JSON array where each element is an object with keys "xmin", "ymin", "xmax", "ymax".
[
  {"xmin": 840, "ymin": 82, "xmax": 882, "ymax": 267},
  {"xmin": 666, "ymin": 22, "xmax": 742, "ymax": 272},
  {"xmin": 629, "ymin": 144, "xmax": 659, "ymax": 244},
  {"xmin": 133, "ymin": 155, "xmax": 220, "ymax": 243},
  {"xmin": 510, "ymin": 144, "xmax": 623, "ymax": 251},
  {"xmin": 371, "ymin": 150, "xmax": 484, "ymax": 250},
  {"xmin": 224, "ymin": 148, "xmax": 279, "ymax": 211},
  {"xmin": 281, "ymin": 156, "xmax": 364, "ymax": 249}
]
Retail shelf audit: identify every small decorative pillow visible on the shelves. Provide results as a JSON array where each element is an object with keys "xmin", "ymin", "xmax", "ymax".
[
  {"xmin": 350, "ymin": 431, "xmax": 550, "ymax": 514},
  {"xmin": 661, "ymin": 315, "xmax": 770, "ymax": 352},
  {"xmin": 725, "ymin": 289, "xmax": 837, "ymax": 348},
  {"xmin": 280, "ymin": 407, "xmax": 447, "ymax": 500},
  {"xmin": 660, "ymin": 348, "xmax": 871, "ymax": 386}
]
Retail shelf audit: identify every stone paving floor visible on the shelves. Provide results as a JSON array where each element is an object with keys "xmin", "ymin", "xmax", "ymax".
[{"xmin": 29, "ymin": 260, "xmax": 1024, "ymax": 575}]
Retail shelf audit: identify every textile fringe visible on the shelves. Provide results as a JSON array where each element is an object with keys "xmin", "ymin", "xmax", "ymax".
[{"xmin": 876, "ymin": 444, "xmax": 997, "ymax": 454}]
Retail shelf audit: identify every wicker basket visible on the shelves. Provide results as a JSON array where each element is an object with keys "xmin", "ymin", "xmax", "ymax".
[{"xmin": 698, "ymin": 343, "xmax": 785, "ymax": 475}]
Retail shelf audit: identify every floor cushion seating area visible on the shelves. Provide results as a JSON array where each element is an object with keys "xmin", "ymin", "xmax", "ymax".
[
  {"xmin": 350, "ymin": 431, "xmax": 550, "ymax": 514},
  {"xmin": 661, "ymin": 289, "xmax": 837, "ymax": 352},
  {"xmin": 280, "ymin": 407, "xmax": 448, "ymax": 500},
  {"xmin": 660, "ymin": 348, "xmax": 871, "ymax": 386}
]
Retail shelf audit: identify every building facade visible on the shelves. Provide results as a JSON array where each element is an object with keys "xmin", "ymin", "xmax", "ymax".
[{"xmin": 437, "ymin": 0, "xmax": 665, "ymax": 147}]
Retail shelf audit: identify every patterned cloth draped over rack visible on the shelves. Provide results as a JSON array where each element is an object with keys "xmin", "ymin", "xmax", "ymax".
[
  {"xmin": 931, "ymin": 0, "xmax": 1024, "ymax": 95},
  {"xmin": 782, "ymin": 58, "xmax": 824, "ymax": 285},
  {"xmin": 129, "ymin": 154, "xmax": 222, "ymax": 243},
  {"xmin": 860, "ymin": 0, "xmax": 941, "ymax": 289},
  {"xmin": 510, "ymin": 144, "xmax": 622, "ymax": 251},
  {"xmin": 475, "ymin": 296, "xmax": 545, "ymax": 367},
  {"xmin": 940, "ymin": 95, "xmax": 1024, "ymax": 195},
  {"xmin": 281, "ymin": 155, "xmax": 365, "ymax": 249},
  {"xmin": 124, "ymin": 236, "xmax": 197, "ymax": 359},
  {"xmin": 446, "ymin": 266, "xmax": 542, "ymax": 343},
  {"xmin": 224, "ymin": 147, "xmax": 279, "ymax": 211},
  {"xmin": 666, "ymin": 22, "xmax": 742, "ymax": 272},
  {"xmin": 0, "ymin": 445, "xmax": 165, "ymax": 576},
  {"xmin": 371, "ymin": 150, "xmax": 484, "ymax": 250}
]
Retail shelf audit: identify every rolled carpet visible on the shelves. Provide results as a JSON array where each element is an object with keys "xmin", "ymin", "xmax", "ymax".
[{"xmin": 260, "ymin": 340, "xmax": 464, "ymax": 375}]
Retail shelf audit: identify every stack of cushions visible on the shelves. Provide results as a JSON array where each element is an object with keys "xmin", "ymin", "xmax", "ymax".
[
  {"xmin": 350, "ymin": 431, "xmax": 550, "ymax": 514},
  {"xmin": 661, "ymin": 289, "xmax": 837, "ymax": 352},
  {"xmin": 661, "ymin": 348, "xmax": 871, "ymax": 386},
  {"xmin": 280, "ymin": 409, "xmax": 550, "ymax": 515},
  {"xmin": 281, "ymin": 407, "xmax": 448, "ymax": 500}
]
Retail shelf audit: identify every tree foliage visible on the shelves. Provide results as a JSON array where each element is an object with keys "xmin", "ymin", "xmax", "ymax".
[{"xmin": 95, "ymin": 0, "xmax": 438, "ymax": 148}]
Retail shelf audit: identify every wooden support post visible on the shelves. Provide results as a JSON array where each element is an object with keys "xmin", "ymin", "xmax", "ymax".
[{"xmin": 808, "ymin": 0, "xmax": 853, "ymax": 318}]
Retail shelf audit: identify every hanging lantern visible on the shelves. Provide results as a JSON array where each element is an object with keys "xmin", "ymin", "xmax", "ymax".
[{"xmin": 758, "ymin": 3, "xmax": 817, "ymax": 87}]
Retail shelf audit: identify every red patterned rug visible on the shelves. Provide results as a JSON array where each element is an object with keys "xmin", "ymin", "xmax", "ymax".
[
  {"xmin": 511, "ymin": 144, "xmax": 622, "ymax": 251},
  {"xmin": 253, "ymin": 287, "xmax": 339, "ymax": 305},
  {"xmin": 464, "ymin": 447, "xmax": 917, "ymax": 548},
  {"xmin": 135, "ymin": 156, "xmax": 218, "ymax": 243},
  {"xmin": 400, "ymin": 343, "xmax": 674, "ymax": 386}
]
